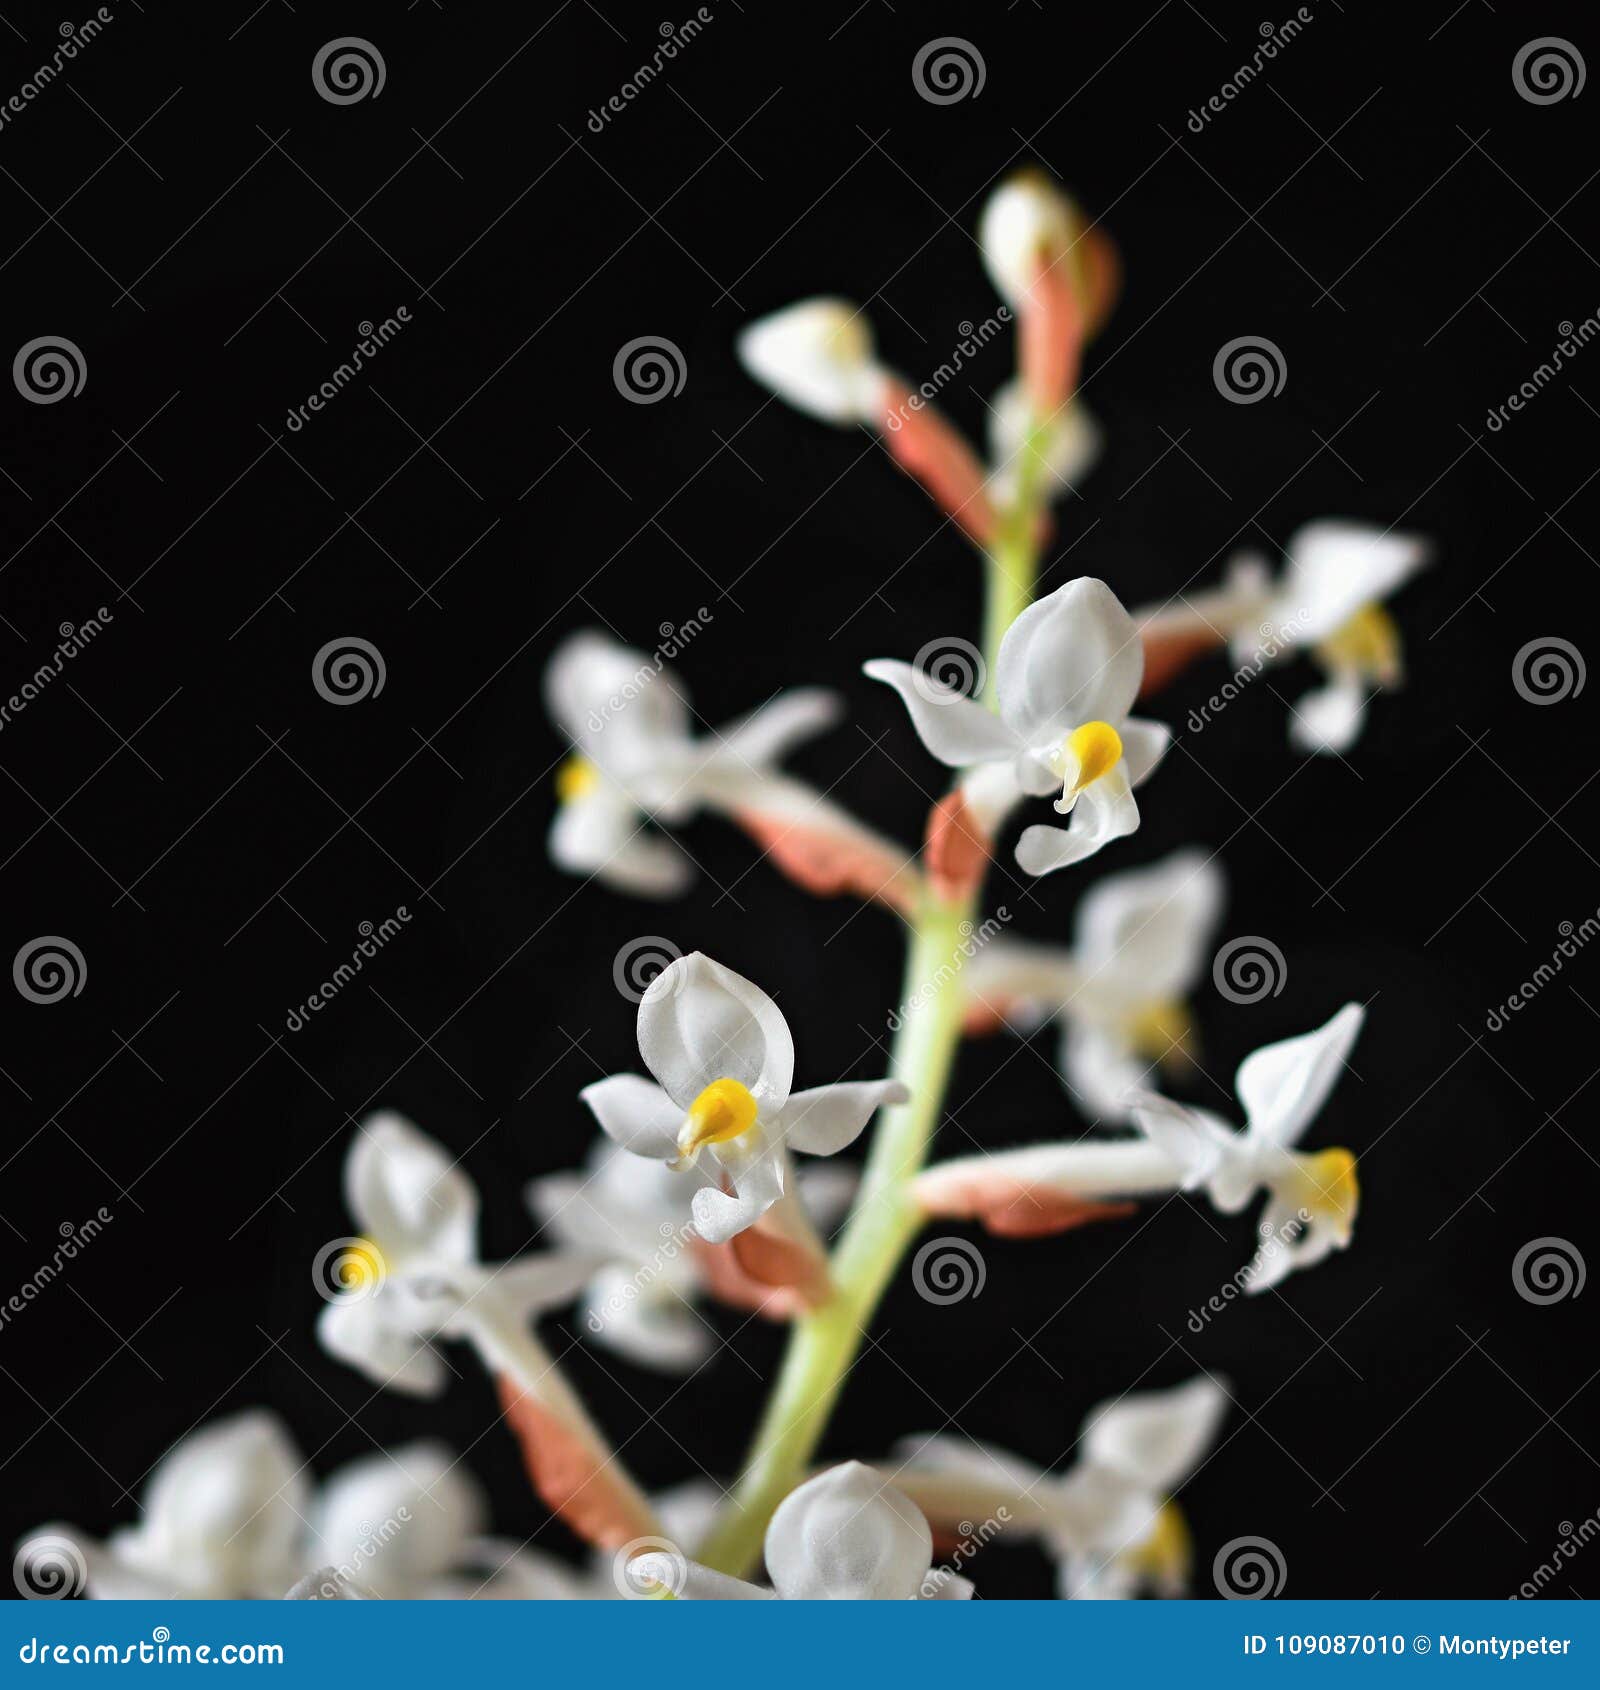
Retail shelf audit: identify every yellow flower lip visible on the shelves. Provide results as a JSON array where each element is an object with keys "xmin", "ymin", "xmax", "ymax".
[
  {"xmin": 341, "ymin": 1237, "xmax": 386, "ymax": 1293},
  {"xmin": 555, "ymin": 754, "xmax": 599, "ymax": 804},
  {"xmin": 1127, "ymin": 1499, "xmax": 1192, "ymax": 1591},
  {"xmin": 1129, "ymin": 999, "xmax": 1195, "ymax": 1070},
  {"xmin": 1316, "ymin": 602, "xmax": 1402, "ymax": 685},
  {"xmin": 1298, "ymin": 1147, "xmax": 1360, "ymax": 1230},
  {"xmin": 674, "ymin": 1076, "xmax": 760, "ymax": 1165},
  {"xmin": 1054, "ymin": 720, "xmax": 1123, "ymax": 813}
]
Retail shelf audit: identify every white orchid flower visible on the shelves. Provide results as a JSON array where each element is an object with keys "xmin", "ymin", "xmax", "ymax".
[
  {"xmin": 737, "ymin": 299, "xmax": 888, "ymax": 426},
  {"xmin": 1128, "ymin": 1003, "xmax": 1365, "ymax": 1290},
  {"xmin": 544, "ymin": 630, "xmax": 844, "ymax": 897},
  {"xmin": 914, "ymin": 1004, "xmax": 1365, "ymax": 1288},
  {"xmin": 893, "ymin": 1376, "xmax": 1227, "ymax": 1600},
  {"xmin": 316, "ymin": 1111, "xmax": 661, "ymax": 1550},
  {"xmin": 866, "ymin": 578, "xmax": 1170, "ymax": 875},
  {"xmin": 583, "ymin": 953, "xmax": 906, "ymax": 1248},
  {"xmin": 1139, "ymin": 521, "xmax": 1430, "ymax": 754},
  {"xmin": 966, "ymin": 850, "xmax": 1224, "ymax": 1119},
  {"xmin": 528, "ymin": 1142, "xmax": 856, "ymax": 1373},
  {"xmin": 987, "ymin": 378, "xmax": 1101, "ymax": 508},
  {"xmin": 633, "ymin": 1463, "xmax": 972, "ymax": 1600}
]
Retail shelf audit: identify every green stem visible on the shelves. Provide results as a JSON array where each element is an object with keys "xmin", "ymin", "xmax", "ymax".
[{"xmin": 981, "ymin": 417, "xmax": 1052, "ymax": 705}]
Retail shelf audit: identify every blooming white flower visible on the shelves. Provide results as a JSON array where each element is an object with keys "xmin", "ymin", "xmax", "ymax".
[
  {"xmin": 545, "ymin": 630, "xmax": 843, "ymax": 897},
  {"xmin": 583, "ymin": 952, "xmax": 906, "ymax": 1246},
  {"xmin": 866, "ymin": 578, "xmax": 1170, "ymax": 875},
  {"xmin": 893, "ymin": 1377, "xmax": 1228, "ymax": 1600},
  {"xmin": 1128, "ymin": 1003, "xmax": 1365, "ymax": 1290},
  {"xmin": 633, "ymin": 1462, "xmax": 972, "ymax": 1599},
  {"xmin": 1140, "ymin": 521, "xmax": 1430, "ymax": 754},
  {"xmin": 966, "ymin": 849, "xmax": 1224, "ymax": 1119},
  {"xmin": 528, "ymin": 1141, "xmax": 856, "ymax": 1373},
  {"xmin": 736, "ymin": 299, "xmax": 888, "ymax": 425}
]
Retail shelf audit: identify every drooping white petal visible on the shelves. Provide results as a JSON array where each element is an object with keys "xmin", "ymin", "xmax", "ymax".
[
  {"xmin": 549, "ymin": 789, "xmax": 694, "ymax": 898},
  {"xmin": 737, "ymin": 298, "xmax": 887, "ymax": 425},
  {"xmin": 764, "ymin": 1463, "xmax": 934, "ymax": 1600},
  {"xmin": 690, "ymin": 1141, "xmax": 786, "ymax": 1244},
  {"xmin": 637, "ymin": 953, "xmax": 795, "ymax": 1112},
  {"xmin": 579, "ymin": 1074, "xmax": 683, "ymax": 1162},
  {"xmin": 1289, "ymin": 673, "xmax": 1368, "ymax": 755},
  {"xmin": 773, "ymin": 1079, "xmax": 909, "ymax": 1157},
  {"xmin": 1081, "ymin": 1376, "xmax": 1230, "ymax": 1493},
  {"xmin": 346, "ymin": 1113, "xmax": 478, "ymax": 1264},
  {"xmin": 995, "ymin": 578, "xmax": 1143, "ymax": 745},
  {"xmin": 310, "ymin": 1442, "xmax": 486, "ymax": 1599},
  {"xmin": 707, "ymin": 688, "xmax": 842, "ymax": 771},
  {"xmin": 1235, "ymin": 1003, "xmax": 1365, "ymax": 1148},
  {"xmin": 862, "ymin": 659, "xmax": 1022, "ymax": 767},
  {"xmin": 316, "ymin": 1297, "xmax": 450, "ymax": 1397},
  {"xmin": 1278, "ymin": 520, "xmax": 1429, "ymax": 645},
  {"xmin": 1014, "ymin": 767, "xmax": 1140, "ymax": 876}
]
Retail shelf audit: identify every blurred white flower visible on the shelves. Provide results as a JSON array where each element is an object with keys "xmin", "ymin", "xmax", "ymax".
[
  {"xmin": 966, "ymin": 849, "xmax": 1224, "ymax": 1119},
  {"xmin": 866, "ymin": 578, "xmax": 1169, "ymax": 875},
  {"xmin": 737, "ymin": 299, "xmax": 887, "ymax": 425},
  {"xmin": 986, "ymin": 378, "xmax": 1101, "ymax": 507},
  {"xmin": 893, "ymin": 1376, "xmax": 1228, "ymax": 1598}
]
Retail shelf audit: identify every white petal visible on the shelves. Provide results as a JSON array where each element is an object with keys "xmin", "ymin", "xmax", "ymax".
[
  {"xmin": 346, "ymin": 1113, "xmax": 478, "ymax": 1263},
  {"xmin": 1119, "ymin": 717, "xmax": 1171, "ymax": 788},
  {"xmin": 1289, "ymin": 674, "xmax": 1368, "ymax": 755},
  {"xmin": 963, "ymin": 937, "xmax": 1078, "ymax": 1016},
  {"xmin": 1073, "ymin": 847, "xmax": 1225, "ymax": 1003},
  {"xmin": 996, "ymin": 578, "xmax": 1142, "ymax": 745},
  {"xmin": 638, "ymin": 952, "xmax": 794, "ymax": 1112},
  {"xmin": 709, "ymin": 688, "xmax": 841, "ymax": 771},
  {"xmin": 317, "ymin": 1297, "xmax": 448, "ymax": 1397},
  {"xmin": 579, "ymin": 1074, "xmax": 683, "ymax": 1161},
  {"xmin": 1014, "ymin": 767, "xmax": 1140, "ymax": 876},
  {"xmin": 544, "ymin": 631, "xmax": 692, "ymax": 767},
  {"xmin": 549, "ymin": 791, "xmax": 693, "ymax": 898},
  {"xmin": 1126, "ymin": 1092, "xmax": 1236, "ymax": 1191},
  {"xmin": 690, "ymin": 1140, "xmax": 787, "ymax": 1243},
  {"xmin": 737, "ymin": 298, "xmax": 886, "ymax": 425},
  {"xmin": 1061, "ymin": 1023, "xmax": 1145, "ymax": 1121},
  {"xmin": 978, "ymin": 175, "xmax": 1077, "ymax": 306},
  {"xmin": 863, "ymin": 659, "xmax": 1022, "ymax": 767},
  {"xmin": 960, "ymin": 758, "xmax": 1028, "ymax": 832},
  {"xmin": 1236, "ymin": 1003, "xmax": 1365, "ymax": 1148},
  {"xmin": 1082, "ymin": 1376, "xmax": 1229, "ymax": 1491},
  {"xmin": 988, "ymin": 379, "xmax": 1101, "ymax": 504},
  {"xmin": 1281, "ymin": 520, "xmax": 1430, "ymax": 643},
  {"xmin": 581, "ymin": 1268, "xmax": 711, "ymax": 1373},
  {"xmin": 311, "ymin": 1442, "xmax": 486, "ymax": 1598},
  {"xmin": 773, "ymin": 1079, "xmax": 908, "ymax": 1157},
  {"xmin": 765, "ymin": 1463, "xmax": 933, "ymax": 1600},
  {"xmin": 631, "ymin": 1552, "xmax": 775, "ymax": 1599}
]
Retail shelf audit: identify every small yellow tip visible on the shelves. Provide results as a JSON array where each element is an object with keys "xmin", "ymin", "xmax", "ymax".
[
  {"xmin": 675, "ymin": 1076, "xmax": 760, "ymax": 1162},
  {"xmin": 1055, "ymin": 720, "xmax": 1123, "ymax": 811},
  {"xmin": 1129, "ymin": 999, "xmax": 1195, "ymax": 1068},
  {"xmin": 342, "ymin": 1238, "xmax": 385, "ymax": 1293},
  {"xmin": 1299, "ymin": 1147, "xmax": 1360, "ymax": 1228},
  {"xmin": 555, "ymin": 755, "xmax": 600, "ymax": 804},
  {"xmin": 1317, "ymin": 603, "xmax": 1402, "ymax": 685},
  {"xmin": 1127, "ymin": 1500, "xmax": 1192, "ymax": 1593}
]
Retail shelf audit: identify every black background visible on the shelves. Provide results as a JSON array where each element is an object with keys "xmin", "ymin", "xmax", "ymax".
[{"xmin": 2, "ymin": 0, "xmax": 1597, "ymax": 1600}]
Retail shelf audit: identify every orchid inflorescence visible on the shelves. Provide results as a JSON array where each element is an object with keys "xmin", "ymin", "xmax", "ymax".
[{"xmin": 26, "ymin": 168, "xmax": 1428, "ymax": 1604}]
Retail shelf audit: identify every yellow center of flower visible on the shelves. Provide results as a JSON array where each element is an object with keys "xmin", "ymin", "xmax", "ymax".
[
  {"xmin": 675, "ymin": 1077, "xmax": 760, "ymax": 1164},
  {"xmin": 1295, "ymin": 1147, "xmax": 1360, "ymax": 1230},
  {"xmin": 341, "ymin": 1237, "xmax": 386, "ymax": 1293},
  {"xmin": 1054, "ymin": 720, "xmax": 1123, "ymax": 813},
  {"xmin": 555, "ymin": 755, "xmax": 599, "ymax": 804},
  {"xmin": 1315, "ymin": 603, "xmax": 1401, "ymax": 685},
  {"xmin": 1125, "ymin": 1500, "xmax": 1192, "ymax": 1593},
  {"xmin": 1128, "ymin": 999, "xmax": 1196, "ymax": 1070}
]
